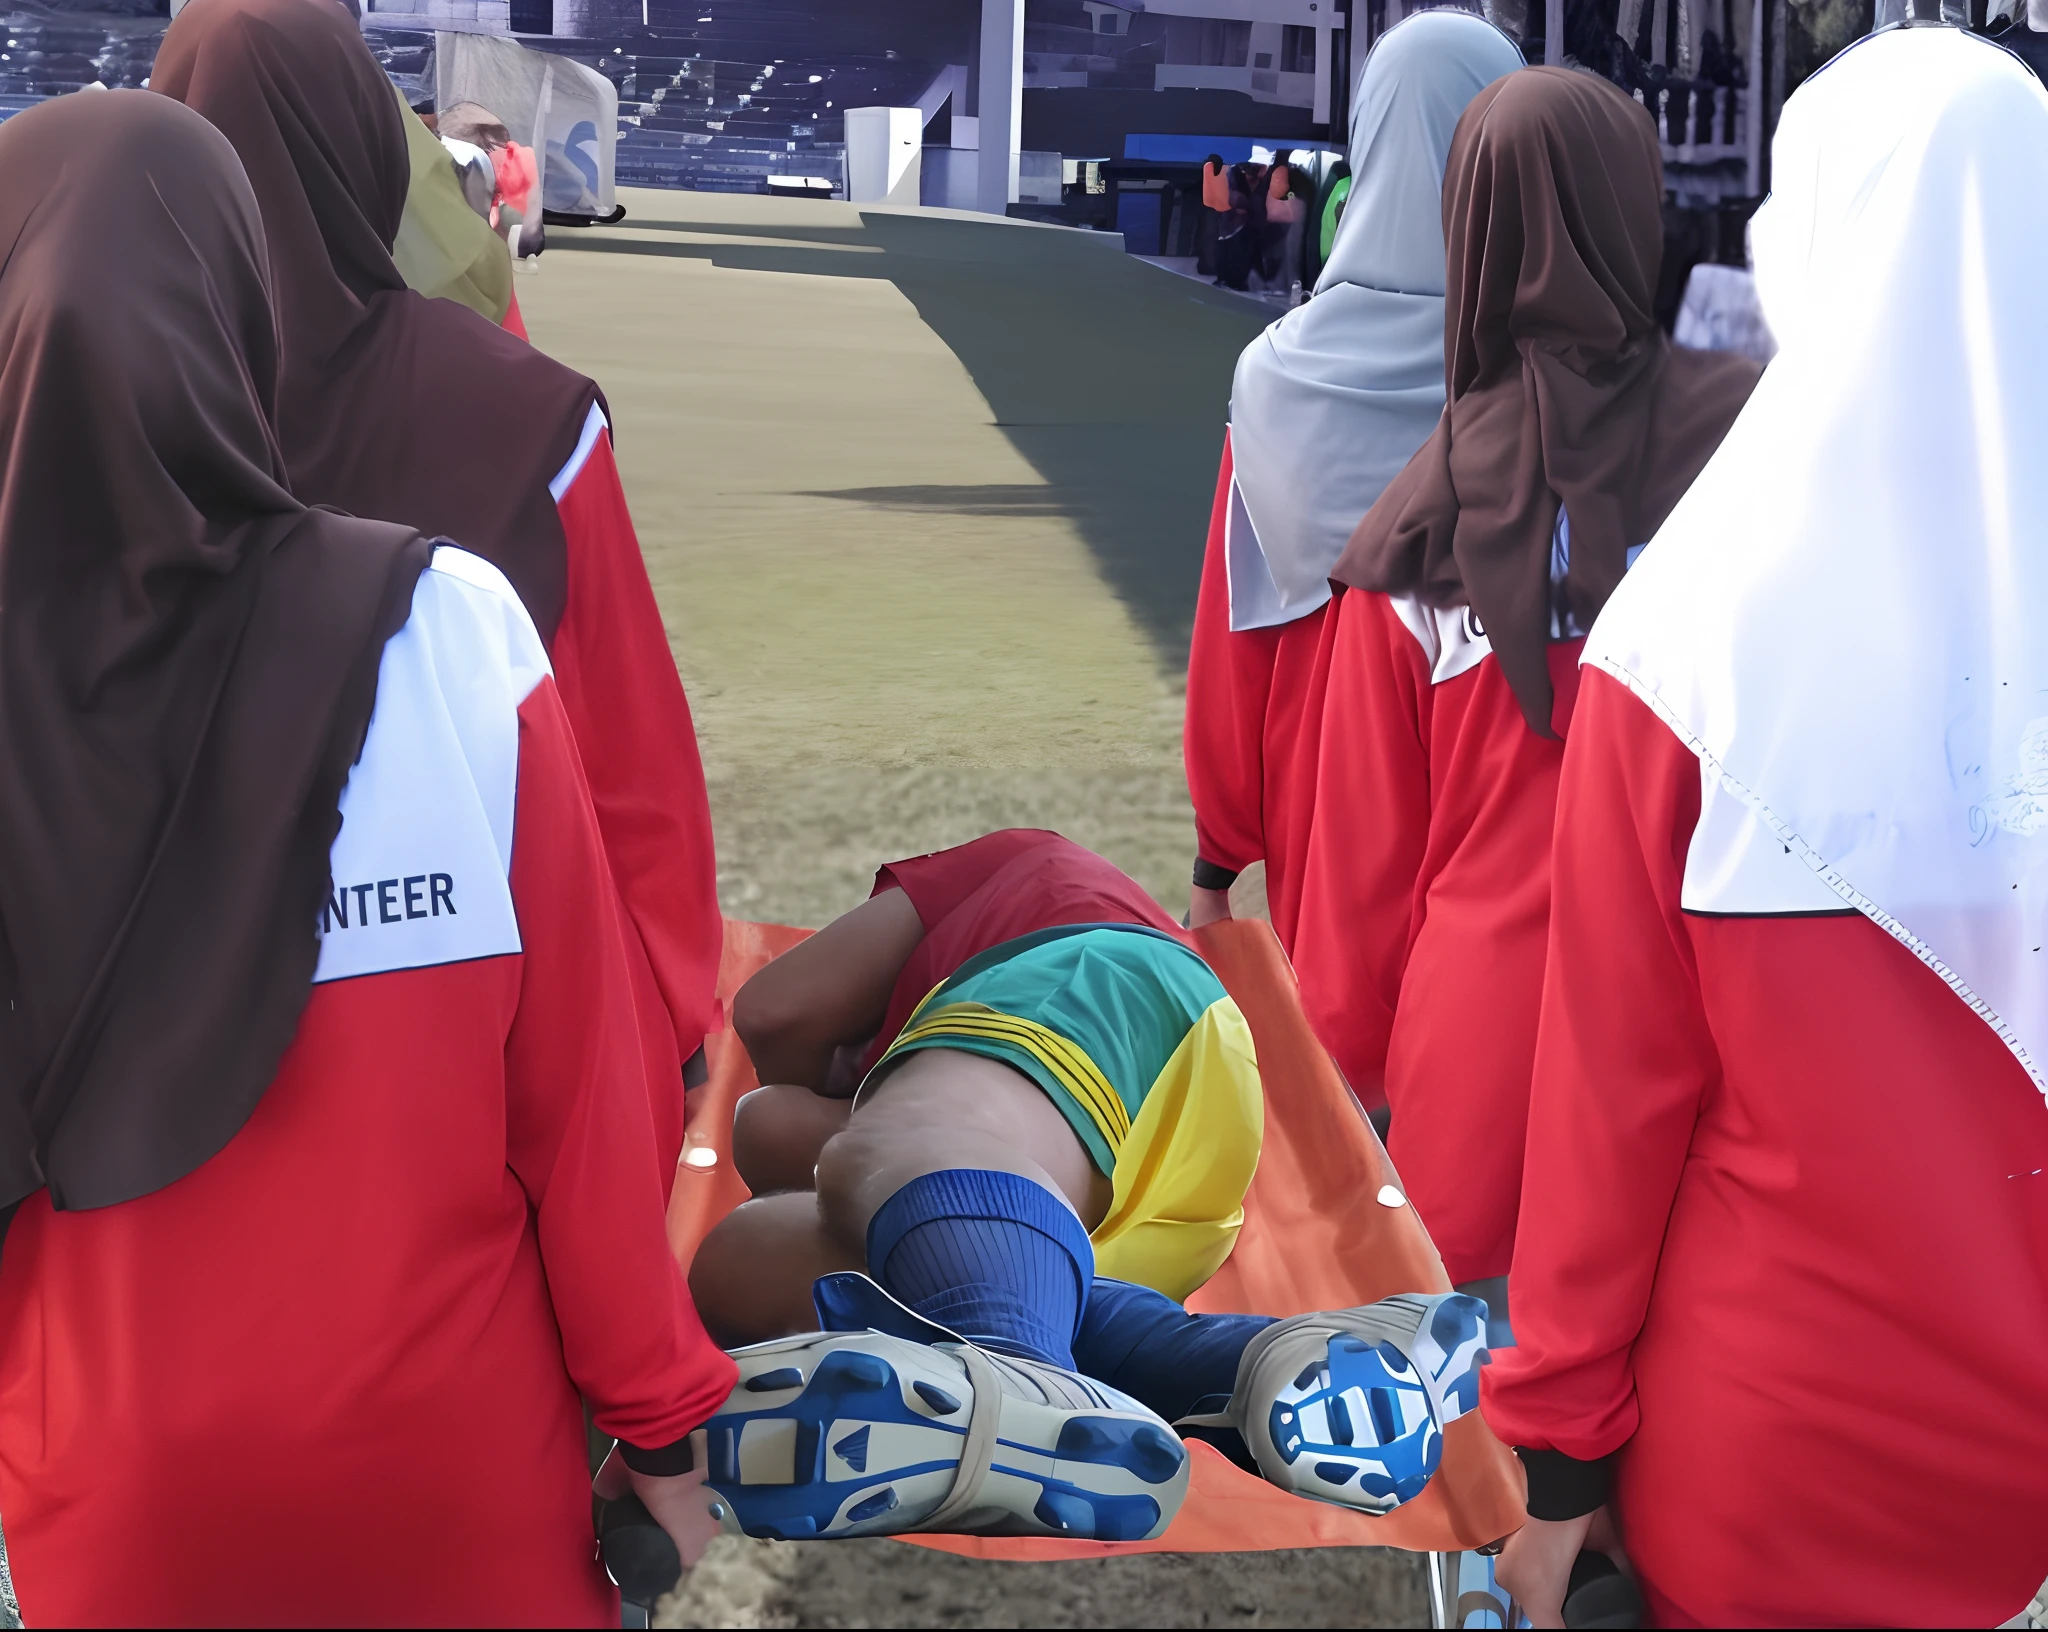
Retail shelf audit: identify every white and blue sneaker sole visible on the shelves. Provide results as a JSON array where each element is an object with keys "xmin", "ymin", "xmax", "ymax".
[
  {"xmin": 704, "ymin": 1330, "xmax": 1190, "ymax": 1542},
  {"xmin": 1193, "ymin": 1291, "xmax": 1492, "ymax": 1516},
  {"xmin": 1394, "ymin": 1289, "xmax": 1492, "ymax": 1424}
]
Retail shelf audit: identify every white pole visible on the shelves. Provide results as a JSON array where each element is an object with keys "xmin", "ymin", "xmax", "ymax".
[
  {"xmin": 1313, "ymin": 22, "xmax": 1333, "ymax": 127},
  {"xmin": 977, "ymin": 0, "xmax": 1023, "ymax": 215},
  {"xmin": 1745, "ymin": 0, "xmax": 1764, "ymax": 195}
]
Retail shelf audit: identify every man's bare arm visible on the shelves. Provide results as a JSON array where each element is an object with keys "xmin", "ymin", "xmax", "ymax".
[{"xmin": 730, "ymin": 888, "xmax": 926, "ymax": 1093}]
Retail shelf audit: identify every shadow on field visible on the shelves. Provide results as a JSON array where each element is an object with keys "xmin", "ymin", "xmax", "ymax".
[
  {"xmin": 555, "ymin": 208, "xmax": 1269, "ymax": 666},
  {"xmin": 799, "ymin": 483, "xmax": 1072, "ymax": 515}
]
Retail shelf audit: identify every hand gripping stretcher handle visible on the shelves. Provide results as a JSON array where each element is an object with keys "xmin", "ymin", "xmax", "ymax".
[{"xmin": 598, "ymin": 1489, "xmax": 682, "ymax": 1614}]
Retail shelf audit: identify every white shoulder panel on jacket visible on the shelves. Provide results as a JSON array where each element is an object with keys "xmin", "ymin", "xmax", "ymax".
[
  {"xmin": 548, "ymin": 400, "xmax": 611, "ymax": 502},
  {"xmin": 1386, "ymin": 592, "xmax": 1491, "ymax": 687},
  {"xmin": 313, "ymin": 547, "xmax": 552, "ymax": 983}
]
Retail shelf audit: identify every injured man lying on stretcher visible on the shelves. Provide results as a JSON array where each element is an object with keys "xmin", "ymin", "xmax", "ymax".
[{"xmin": 687, "ymin": 829, "xmax": 1489, "ymax": 1543}]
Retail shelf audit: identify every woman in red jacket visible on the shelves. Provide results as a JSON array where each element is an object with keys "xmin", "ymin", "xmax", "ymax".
[
  {"xmin": 0, "ymin": 91, "xmax": 732, "ymax": 1625},
  {"xmin": 154, "ymin": 0, "xmax": 721, "ymax": 1179},
  {"xmin": 1488, "ymin": 27, "xmax": 2048, "ymax": 1626},
  {"xmin": 1292, "ymin": 68, "xmax": 1758, "ymax": 1292},
  {"xmin": 1183, "ymin": 12, "xmax": 1522, "ymax": 1044}
]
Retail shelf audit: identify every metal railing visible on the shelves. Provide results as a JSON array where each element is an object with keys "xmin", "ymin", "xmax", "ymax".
[{"xmin": 1639, "ymin": 82, "xmax": 1755, "ymax": 174}]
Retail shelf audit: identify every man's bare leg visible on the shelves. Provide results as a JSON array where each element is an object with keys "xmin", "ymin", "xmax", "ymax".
[
  {"xmin": 690, "ymin": 1049, "xmax": 1104, "ymax": 1347},
  {"xmin": 814, "ymin": 1050, "xmax": 1109, "ymax": 1253},
  {"xmin": 732, "ymin": 1084, "xmax": 851, "ymax": 1195},
  {"xmin": 690, "ymin": 1192, "xmax": 860, "ymax": 1347}
]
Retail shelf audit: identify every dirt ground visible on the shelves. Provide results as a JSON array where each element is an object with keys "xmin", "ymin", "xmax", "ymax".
[
  {"xmin": 662, "ymin": 1537, "xmax": 1427, "ymax": 1628},
  {"xmin": 515, "ymin": 190, "xmax": 1414, "ymax": 1627}
]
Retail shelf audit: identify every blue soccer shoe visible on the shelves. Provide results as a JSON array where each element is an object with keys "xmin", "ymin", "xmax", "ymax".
[
  {"xmin": 1181, "ymin": 1291, "xmax": 1491, "ymax": 1515},
  {"xmin": 701, "ymin": 1323, "xmax": 1190, "ymax": 1543}
]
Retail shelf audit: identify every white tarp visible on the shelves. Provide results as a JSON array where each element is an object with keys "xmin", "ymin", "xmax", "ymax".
[{"xmin": 435, "ymin": 30, "xmax": 616, "ymax": 218}]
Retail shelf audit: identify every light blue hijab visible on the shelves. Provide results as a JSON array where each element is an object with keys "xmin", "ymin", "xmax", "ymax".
[{"xmin": 1225, "ymin": 9, "xmax": 1523, "ymax": 631}]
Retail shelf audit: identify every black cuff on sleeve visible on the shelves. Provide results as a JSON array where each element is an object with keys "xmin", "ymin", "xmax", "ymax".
[
  {"xmin": 1516, "ymin": 1446, "xmax": 1615, "ymax": 1521},
  {"xmin": 617, "ymin": 1435, "xmax": 696, "ymax": 1477},
  {"xmin": 1191, "ymin": 857, "xmax": 1241, "ymax": 892}
]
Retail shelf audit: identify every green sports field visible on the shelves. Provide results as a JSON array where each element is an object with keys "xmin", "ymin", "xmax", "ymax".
[{"xmin": 519, "ymin": 186, "xmax": 1270, "ymax": 931}]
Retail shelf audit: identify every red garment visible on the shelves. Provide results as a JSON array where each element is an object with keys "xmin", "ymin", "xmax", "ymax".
[
  {"xmin": 503, "ymin": 284, "xmax": 528, "ymax": 339},
  {"xmin": 1182, "ymin": 432, "xmax": 1333, "ymax": 953},
  {"xmin": 1484, "ymin": 670, "xmax": 2048, "ymax": 1627},
  {"xmin": 1291, "ymin": 590, "xmax": 1429, "ymax": 1106},
  {"xmin": 860, "ymin": 830, "xmax": 1186, "ymax": 1075},
  {"xmin": 0, "ymin": 557, "xmax": 734, "ymax": 1627},
  {"xmin": 551, "ymin": 416, "xmax": 722, "ymax": 1180},
  {"xmin": 1293, "ymin": 587, "xmax": 1578, "ymax": 1284},
  {"xmin": 493, "ymin": 140, "xmax": 538, "ymax": 218}
]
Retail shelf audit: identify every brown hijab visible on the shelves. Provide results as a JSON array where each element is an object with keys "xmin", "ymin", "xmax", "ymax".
[
  {"xmin": 0, "ymin": 91, "xmax": 429, "ymax": 1214},
  {"xmin": 1333, "ymin": 67, "xmax": 1761, "ymax": 734},
  {"xmin": 152, "ymin": 0, "xmax": 598, "ymax": 642}
]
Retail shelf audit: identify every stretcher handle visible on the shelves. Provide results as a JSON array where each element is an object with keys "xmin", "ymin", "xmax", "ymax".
[
  {"xmin": 1563, "ymin": 1549, "xmax": 1644, "ymax": 1629},
  {"xmin": 598, "ymin": 1491, "xmax": 683, "ymax": 1611}
]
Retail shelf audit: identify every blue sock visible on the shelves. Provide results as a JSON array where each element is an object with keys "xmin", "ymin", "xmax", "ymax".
[
  {"xmin": 1073, "ymin": 1278, "xmax": 1275, "ymax": 1472},
  {"xmin": 865, "ymin": 1168, "xmax": 1094, "ymax": 1368}
]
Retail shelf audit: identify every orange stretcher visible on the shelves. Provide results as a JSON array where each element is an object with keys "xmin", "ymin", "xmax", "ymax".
[{"xmin": 666, "ymin": 917, "xmax": 1528, "ymax": 1561}]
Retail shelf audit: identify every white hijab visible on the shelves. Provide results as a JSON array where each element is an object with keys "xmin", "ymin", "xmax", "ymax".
[
  {"xmin": 1585, "ymin": 26, "xmax": 2048, "ymax": 1101},
  {"xmin": 1224, "ymin": 10, "xmax": 1523, "ymax": 632}
]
